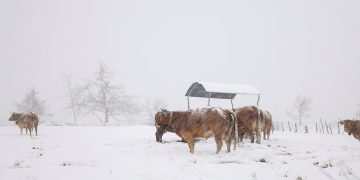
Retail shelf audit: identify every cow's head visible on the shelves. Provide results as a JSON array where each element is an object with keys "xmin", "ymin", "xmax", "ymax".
[
  {"xmin": 155, "ymin": 109, "xmax": 172, "ymax": 143},
  {"xmin": 340, "ymin": 120, "xmax": 353, "ymax": 135},
  {"xmin": 8, "ymin": 112, "xmax": 21, "ymax": 121}
]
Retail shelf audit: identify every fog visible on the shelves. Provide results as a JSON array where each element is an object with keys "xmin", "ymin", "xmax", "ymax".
[{"xmin": 1, "ymin": 0, "xmax": 360, "ymax": 125}]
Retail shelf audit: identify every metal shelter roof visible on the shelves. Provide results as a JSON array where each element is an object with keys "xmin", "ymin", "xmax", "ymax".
[
  {"xmin": 185, "ymin": 82, "xmax": 261, "ymax": 109},
  {"xmin": 185, "ymin": 82, "xmax": 260, "ymax": 99}
]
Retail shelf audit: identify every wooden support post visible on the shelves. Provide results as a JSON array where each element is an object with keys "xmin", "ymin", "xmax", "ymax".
[
  {"xmin": 207, "ymin": 93, "xmax": 211, "ymax": 106},
  {"xmin": 187, "ymin": 96, "xmax": 190, "ymax": 110}
]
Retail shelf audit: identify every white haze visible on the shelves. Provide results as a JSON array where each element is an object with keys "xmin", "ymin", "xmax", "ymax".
[{"xmin": 1, "ymin": 0, "xmax": 360, "ymax": 125}]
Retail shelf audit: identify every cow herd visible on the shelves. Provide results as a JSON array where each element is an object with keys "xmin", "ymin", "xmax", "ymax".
[
  {"xmin": 154, "ymin": 106, "xmax": 273, "ymax": 154},
  {"xmin": 155, "ymin": 106, "xmax": 360, "ymax": 154}
]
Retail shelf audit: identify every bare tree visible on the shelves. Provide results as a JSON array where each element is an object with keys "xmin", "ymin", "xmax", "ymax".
[
  {"xmin": 81, "ymin": 62, "xmax": 137, "ymax": 124},
  {"xmin": 15, "ymin": 88, "xmax": 49, "ymax": 118},
  {"xmin": 144, "ymin": 98, "xmax": 167, "ymax": 124},
  {"xmin": 286, "ymin": 95, "xmax": 312, "ymax": 126},
  {"xmin": 64, "ymin": 74, "xmax": 84, "ymax": 125}
]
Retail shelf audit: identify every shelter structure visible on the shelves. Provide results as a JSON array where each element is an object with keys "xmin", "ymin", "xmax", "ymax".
[{"xmin": 185, "ymin": 82, "xmax": 260, "ymax": 109}]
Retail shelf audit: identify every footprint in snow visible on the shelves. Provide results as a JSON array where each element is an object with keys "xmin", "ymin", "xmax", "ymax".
[{"xmin": 61, "ymin": 162, "xmax": 72, "ymax": 166}]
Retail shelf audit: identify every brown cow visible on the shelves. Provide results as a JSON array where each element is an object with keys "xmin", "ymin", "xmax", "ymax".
[
  {"xmin": 9, "ymin": 112, "xmax": 39, "ymax": 136},
  {"xmin": 340, "ymin": 120, "xmax": 360, "ymax": 142},
  {"xmin": 261, "ymin": 110, "xmax": 272, "ymax": 140},
  {"xmin": 233, "ymin": 106, "xmax": 264, "ymax": 144},
  {"xmin": 155, "ymin": 107, "xmax": 237, "ymax": 154}
]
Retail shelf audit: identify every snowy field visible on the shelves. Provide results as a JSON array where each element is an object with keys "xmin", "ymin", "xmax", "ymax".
[{"xmin": 0, "ymin": 125, "xmax": 359, "ymax": 180}]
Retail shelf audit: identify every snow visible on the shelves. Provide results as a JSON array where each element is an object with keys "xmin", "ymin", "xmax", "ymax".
[
  {"xmin": 1, "ymin": 125, "xmax": 360, "ymax": 180},
  {"xmin": 199, "ymin": 82, "xmax": 260, "ymax": 95},
  {"xmin": 210, "ymin": 107, "xmax": 226, "ymax": 119},
  {"xmin": 191, "ymin": 107, "xmax": 226, "ymax": 119}
]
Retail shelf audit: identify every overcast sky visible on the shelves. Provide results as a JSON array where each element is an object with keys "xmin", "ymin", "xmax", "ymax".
[{"xmin": 1, "ymin": 0, "xmax": 360, "ymax": 124}]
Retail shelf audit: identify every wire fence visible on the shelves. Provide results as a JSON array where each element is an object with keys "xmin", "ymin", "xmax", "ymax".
[{"xmin": 272, "ymin": 119, "xmax": 344, "ymax": 135}]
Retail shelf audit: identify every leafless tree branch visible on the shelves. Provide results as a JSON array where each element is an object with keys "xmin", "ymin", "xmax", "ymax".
[{"xmin": 287, "ymin": 95, "xmax": 312, "ymax": 126}]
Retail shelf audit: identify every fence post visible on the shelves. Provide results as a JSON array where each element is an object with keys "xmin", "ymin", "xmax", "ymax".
[
  {"xmin": 329, "ymin": 123, "xmax": 333, "ymax": 135},
  {"xmin": 305, "ymin": 126, "xmax": 309, "ymax": 133},
  {"xmin": 282, "ymin": 122, "xmax": 284, "ymax": 132},
  {"xmin": 320, "ymin": 119, "xmax": 324, "ymax": 134},
  {"xmin": 325, "ymin": 121, "xmax": 329, "ymax": 134},
  {"xmin": 295, "ymin": 123, "xmax": 298, "ymax": 133},
  {"xmin": 272, "ymin": 121, "xmax": 274, "ymax": 133},
  {"xmin": 288, "ymin": 121, "xmax": 292, "ymax": 132},
  {"xmin": 316, "ymin": 122, "xmax": 318, "ymax": 133},
  {"xmin": 337, "ymin": 121, "xmax": 340, "ymax": 134}
]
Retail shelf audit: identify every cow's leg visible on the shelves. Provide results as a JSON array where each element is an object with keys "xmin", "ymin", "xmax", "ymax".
[
  {"xmin": 215, "ymin": 135, "xmax": 223, "ymax": 154},
  {"xmin": 250, "ymin": 132, "xmax": 255, "ymax": 143},
  {"xmin": 263, "ymin": 130, "xmax": 266, "ymax": 140},
  {"xmin": 187, "ymin": 140, "xmax": 195, "ymax": 154},
  {"xmin": 29, "ymin": 128, "xmax": 32, "ymax": 136},
  {"xmin": 182, "ymin": 133, "xmax": 195, "ymax": 154},
  {"xmin": 224, "ymin": 134, "xmax": 231, "ymax": 152},
  {"xmin": 20, "ymin": 128, "xmax": 23, "ymax": 134},
  {"xmin": 256, "ymin": 130, "xmax": 261, "ymax": 144},
  {"xmin": 239, "ymin": 132, "xmax": 245, "ymax": 143},
  {"xmin": 35, "ymin": 125, "xmax": 38, "ymax": 136}
]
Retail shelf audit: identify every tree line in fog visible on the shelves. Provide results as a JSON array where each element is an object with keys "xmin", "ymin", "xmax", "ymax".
[
  {"xmin": 13, "ymin": 62, "xmax": 360, "ymax": 126},
  {"xmin": 13, "ymin": 62, "xmax": 166, "ymax": 125}
]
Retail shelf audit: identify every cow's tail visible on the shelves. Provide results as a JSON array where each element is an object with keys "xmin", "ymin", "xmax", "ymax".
[
  {"xmin": 268, "ymin": 111, "xmax": 273, "ymax": 130},
  {"xmin": 256, "ymin": 107, "xmax": 260, "ymax": 132},
  {"xmin": 226, "ymin": 109, "xmax": 238, "ymax": 150},
  {"xmin": 30, "ymin": 112, "xmax": 39, "ymax": 136}
]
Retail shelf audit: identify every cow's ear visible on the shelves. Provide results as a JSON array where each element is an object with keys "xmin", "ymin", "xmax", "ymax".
[
  {"xmin": 339, "ymin": 121, "xmax": 344, "ymax": 125},
  {"xmin": 161, "ymin": 109, "xmax": 167, "ymax": 112}
]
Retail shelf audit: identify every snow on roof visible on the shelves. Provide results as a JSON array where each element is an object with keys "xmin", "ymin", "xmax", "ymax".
[{"xmin": 185, "ymin": 82, "xmax": 260, "ymax": 99}]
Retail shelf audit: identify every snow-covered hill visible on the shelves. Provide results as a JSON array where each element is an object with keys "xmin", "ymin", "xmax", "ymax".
[{"xmin": 0, "ymin": 125, "xmax": 359, "ymax": 180}]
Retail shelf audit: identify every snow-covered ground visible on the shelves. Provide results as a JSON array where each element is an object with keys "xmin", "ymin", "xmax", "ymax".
[{"xmin": 0, "ymin": 125, "xmax": 359, "ymax": 180}]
